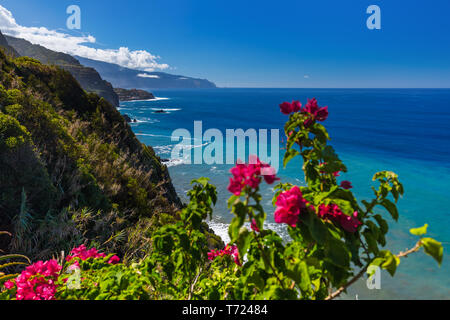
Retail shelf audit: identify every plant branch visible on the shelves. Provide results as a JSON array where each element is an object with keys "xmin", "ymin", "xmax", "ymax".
[{"xmin": 325, "ymin": 240, "xmax": 422, "ymax": 300}]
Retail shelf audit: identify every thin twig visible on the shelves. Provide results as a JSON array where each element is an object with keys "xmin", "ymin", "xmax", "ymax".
[
  {"xmin": 325, "ymin": 240, "xmax": 422, "ymax": 300},
  {"xmin": 188, "ymin": 267, "xmax": 202, "ymax": 300}
]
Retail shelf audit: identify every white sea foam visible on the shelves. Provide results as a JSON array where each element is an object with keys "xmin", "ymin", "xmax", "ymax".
[
  {"xmin": 206, "ymin": 220, "xmax": 289, "ymax": 245},
  {"xmin": 121, "ymin": 97, "xmax": 170, "ymax": 103},
  {"xmin": 130, "ymin": 117, "xmax": 160, "ymax": 124},
  {"xmin": 151, "ymin": 108, "xmax": 181, "ymax": 112},
  {"xmin": 163, "ymin": 158, "xmax": 190, "ymax": 167}
]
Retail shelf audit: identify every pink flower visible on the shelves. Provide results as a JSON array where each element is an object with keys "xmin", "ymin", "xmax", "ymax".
[
  {"xmin": 280, "ymin": 102, "xmax": 294, "ymax": 115},
  {"xmin": 66, "ymin": 244, "xmax": 107, "ymax": 262},
  {"xmin": 227, "ymin": 156, "xmax": 279, "ymax": 195},
  {"xmin": 279, "ymin": 101, "xmax": 302, "ymax": 115},
  {"xmin": 108, "ymin": 255, "xmax": 120, "ymax": 265},
  {"xmin": 207, "ymin": 244, "xmax": 241, "ymax": 266},
  {"xmin": 339, "ymin": 211, "xmax": 362, "ymax": 233},
  {"xmin": 251, "ymin": 219, "xmax": 260, "ymax": 233},
  {"xmin": 318, "ymin": 204, "xmax": 361, "ymax": 233},
  {"xmin": 4, "ymin": 280, "xmax": 15, "ymax": 290},
  {"xmin": 8, "ymin": 259, "xmax": 62, "ymax": 300},
  {"xmin": 340, "ymin": 180, "xmax": 353, "ymax": 189},
  {"xmin": 274, "ymin": 186, "xmax": 308, "ymax": 227},
  {"xmin": 292, "ymin": 101, "xmax": 302, "ymax": 112},
  {"xmin": 302, "ymin": 98, "xmax": 329, "ymax": 127}
]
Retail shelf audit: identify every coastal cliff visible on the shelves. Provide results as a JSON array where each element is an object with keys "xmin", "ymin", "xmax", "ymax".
[
  {"xmin": 0, "ymin": 31, "xmax": 18, "ymax": 57},
  {"xmin": 3, "ymin": 33, "xmax": 120, "ymax": 108},
  {"xmin": 0, "ymin": 50, "xmax": 188, "ymax": 260}
]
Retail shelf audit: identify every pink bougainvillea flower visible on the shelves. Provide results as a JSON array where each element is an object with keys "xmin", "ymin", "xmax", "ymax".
[
  {"xmin": 302, "ymin": 98, "xmax": 329, "ymax": 127},
  {"xmin": 4, "ymin": 280, "xmax": 15, "ymax": 290},
  {"xmin": 318, "ymin": 204, "xmax": 361, "ymax": 233},
  {"xmin": 339, "ymin": 211, "xmax": 362, "ymax": 233},
  {"xmin": 227, "ymin": 156, "xmax": 279, "ymax": 195},
  {"xmin": 340, "ymin": 180, "xmax": 353, "ymax": 190},
  {"xmin": 274, "ymin": 186, "xmax": 308, "ymax": 227},
  {"xmin": 251, "ymin": 218, "xmax": 261, "ymax": 233},
  {"xmin": 280, "ymin": 101, "xmax": 302, "ymax": 115},
  {"xmin": 66, "ymin": 244, "xmax": 106, "ymax": 262},
  {"xmin": 7, "ymin": 259, "xmax": 62, "ymax": 300},
  {"xmin": 292, "ymin": 100, "xmax": 302, "ymax": 112},
  {"xmin": 280, "ymin": 101, "xmax": 294, "ymax": 115},
  {"xmin": 207, "ymin": 244, "xmax": 241, "ymax": 266},
  {"xmin": 108, "ymin": 255, "xmax": 120, "ymax": 265}
]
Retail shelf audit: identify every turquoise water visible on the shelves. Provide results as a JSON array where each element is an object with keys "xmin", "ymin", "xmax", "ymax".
[{"xmin": 120, "ymin": 88, "xmax": 450, "ymax": 299}]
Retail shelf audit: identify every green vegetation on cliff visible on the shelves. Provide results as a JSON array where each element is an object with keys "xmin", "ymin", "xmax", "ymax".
[
  {"xmin": 3, "ymin": 33, "xmax": 119, "ymax": 108},
  {"xmin": 0, "ymin": 49, "xmax": 194, "ymax": 261}
]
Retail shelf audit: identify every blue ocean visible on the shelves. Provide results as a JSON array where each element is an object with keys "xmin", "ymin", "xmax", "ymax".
[{"xmin": 119, "ymin": 88, "xmax": 450, "ymax": 299}]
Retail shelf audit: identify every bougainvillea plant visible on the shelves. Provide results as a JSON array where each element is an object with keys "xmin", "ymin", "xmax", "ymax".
[{"xmin": 0, "ymin": 99, "xmax": 443, "ymax": 300}]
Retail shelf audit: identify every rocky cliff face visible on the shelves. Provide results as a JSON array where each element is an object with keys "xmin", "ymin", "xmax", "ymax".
[
  {"xmin": 0, "ymin": 51, "xmax": 182, "ymax": 260},
  {"xmin": 0, "ymin": 31, "xmax": 18, "ymax": 57},
  {"xmin": 114, "ymin": 88, "xmax": 155, "ymax": 101},
  {"xmin": 3, "ymin": 33, "xmax": 120, "ymax": 107}
]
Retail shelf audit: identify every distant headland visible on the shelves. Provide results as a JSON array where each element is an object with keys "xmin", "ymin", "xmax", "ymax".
[{"xmin": 114, "ymin": 88, "xmax": 155, "ymax": 101}]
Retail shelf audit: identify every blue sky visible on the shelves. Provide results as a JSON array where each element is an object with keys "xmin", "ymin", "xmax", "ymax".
[{"xmin": 1, "ymin": 0, "xmax": 450, "ymax": 87}]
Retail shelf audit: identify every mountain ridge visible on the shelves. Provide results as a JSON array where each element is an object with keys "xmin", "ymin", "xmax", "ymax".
[
  {"xmin": 75, "ymin": 55, "xmax": 217, "ymax": 90},
  {"xmin": 3, "ymin": 33, "xmax": 120, "ymax": 107}
]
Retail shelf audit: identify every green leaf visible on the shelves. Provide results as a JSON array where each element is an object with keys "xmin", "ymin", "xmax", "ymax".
[
  {"xmin": 236, "ymin": 228, "xmax": 252, "ymax": 259},
  {"xmin": 380, "ymin": 251, "xmax": 400, "ymax": 277},
  {"xmin": 324, "ymin": 239, "xmax": 350, "ymax": 268},
  {"xmin": 0, "ymin": 254, "xmax": 31, "ymax": 264},
  {"xmin": 421, "ymin": 238, "xmax": 443, "ymax": 266},
  {"xmin": 410, "ymin": 224, "xmax": 428, "ymax": 236},
  {"xmin": 380, "ymin": 199, "xmax": 399, "ymax": 221},
  {"xmin": 306, "ymin": 214, "xmax": 328, "ymax": 244},
  {"xmin": 283, "ymin": 149, "xmax": 300, "ymax": 168}
]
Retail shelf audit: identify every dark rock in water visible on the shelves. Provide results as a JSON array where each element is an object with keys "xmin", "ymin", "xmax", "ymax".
[
  {"xmin": 161, "ymin": 158, "xmax": 170, "ymax": 163},
  {"xmin": 133, "ymin": 119, "xmax": 137, "ymax": 123},
  {"xmin": 123, "ymin": 114, "xmax": 132, "ymax": 122},
  {"xmin": 153, "ymin": 109, "xmax": 167, "ymax": 114}
]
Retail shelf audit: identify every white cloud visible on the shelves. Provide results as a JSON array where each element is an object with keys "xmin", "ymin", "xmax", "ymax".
[
  {"xmin": 137, "ymin": 73, "xmax": 160, "ymax": 79},
  {"xmin": 304, "ymin": 75, "xmax": 310, "ymax": 79},
  {"xmin": 0, "ymin": 5, "xmax": 169, "ymax": 71}
]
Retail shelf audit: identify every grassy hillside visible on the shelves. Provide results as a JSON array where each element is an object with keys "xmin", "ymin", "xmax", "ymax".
[
  {"xmin": 4, "ymin": 34, "xmax": 119, "ymax": 108},
  {"xmin": 0, "ymin": 49, "xmax": 195, "ymax": 262}
]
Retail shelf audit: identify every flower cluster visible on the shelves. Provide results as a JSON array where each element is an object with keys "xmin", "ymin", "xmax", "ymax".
[
  {"xmin": 66, "ymin": 244, "xmax": 120, "ymax": 265},
  {"xmin": 318, "ymin": 162, "xmax": 341, "ymax": 177},
  {"xmin": 280, "ymin": 100, "xmax": 302, "ymax": 115},
  {"xmin": 318, "ymin": 204, "xmax": 362, "ymax": 233},
  {"xmin": 302, "ymin": 98, "xmax": 329, "ymax": 127},
  {"xmin": 207, "ymin": 244, "xmax": 241, "ymax": 266},
  {"xmin": 251, "ymin": 219, "xmax": 261, "ymax": 233},
  {"xmin": 227, "ymin": 155, "xmax": 279, "ymax": 196},
  {"xmin": 4, "ymin": 260, "xmax": 61, "ymax": 300},
  {"xmin": 279, "ymin": 98, "xmax": 329, "ymax": 127},
  {"xmin": 274, "ymin": 186, "xmax": 310, "ymax": 227},
  {"xmin": 340, "ymin": 180, "xmax": 353, "ymax": 190}
]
